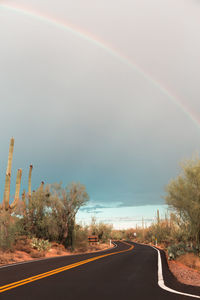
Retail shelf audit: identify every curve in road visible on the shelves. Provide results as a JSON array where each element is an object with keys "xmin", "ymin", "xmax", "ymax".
[{"xmin": 0, "ymin": 241, "xmax": 199, "ymax": 300}]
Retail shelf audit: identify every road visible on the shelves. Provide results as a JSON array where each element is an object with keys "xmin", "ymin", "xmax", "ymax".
[{"xmin": 0, "ymin": 241, "xmax": 199, "ymax": 300}]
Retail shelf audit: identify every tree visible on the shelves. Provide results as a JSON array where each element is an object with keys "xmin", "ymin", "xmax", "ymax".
[
  {"xmin": 19, "ymin": 182, "xmax": 89, "ymax": 249},
  {"xmin": 21, "ymin": 187, "xmax": 52, "ymax": 239},
  {"xmin": 49, "ymin": 182, "xmax": 89, "ymax": 250},
  {"xmin": 164, "ymin": 157, "xmax": 200, "ymax": 248}
]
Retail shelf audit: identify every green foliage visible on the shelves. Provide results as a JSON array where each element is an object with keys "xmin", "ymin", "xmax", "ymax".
[
  {"xmin": 90, "ymin": 217, "xmax": 112, "ymax": 242},
  {"xmin": 49, "ymin": 182, "xmax": 89, "ymax": 249},
  {"xmin": 31, "ymin": 238, "xmax": 51, "ymax": 252},
  {"xmin": 20, "ymin": 182, "xmax": 89, "ymax": 250},
  {"xmin": 166, "ymin": 242, "xmax": 199, "ymax": 260},
  {"xmin": 22, "ymin": 187, "xmax": 52, "ymax": 240},
  {"xmin": 111, "ymin": 230, "xmax": 124, "ymax": 240},
  {"xmin": 165, "ymin": 157, "xmax": 200, "ymax": 248},
  {"xmin": 74, "ymin": 225, "xmax": 89, "ymax": 252}
]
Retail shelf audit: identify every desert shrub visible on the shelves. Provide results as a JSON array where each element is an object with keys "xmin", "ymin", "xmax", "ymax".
[
  {"xmin": 30, "ymin": 251, "xmax": 45, "ymax": 258},
  {"xmin": 31, "ymin": 238, "xmax": 51, "ymax": 252},
  {"xmin": 74, "ymin": 226, "xmax": 89, "ymax": 252},
  {"xmin": 90, "ymin": 218, "xmax": 112, "ymax": 243},
  {"xmin": 123, "ymin": 229, "xmax": 136, "ymax": 240},
  {"xmin": 111, "ymin": 230, "xmax": 124, "ymax": 240},
  {"xmin": 166, "ymin": 242, "xmax": 198, "ymax": 260},
  {"xmin": 14, "ymin": 236, "xmax": 32, "ymax": 253}
]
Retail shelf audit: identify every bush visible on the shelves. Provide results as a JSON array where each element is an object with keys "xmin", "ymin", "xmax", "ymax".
[
  {"xmin": 31, "ymin": 238, "xmax": 51, "ymax": 252},
  {"xmin": 167, "ymin": 242, "xmax": 198, "ymax": 260},
  {"xmin": 74, "ymin": 227, "xmax": 89, "ymax": 252},
  {"xmin": 90, "ymin": 218, "xmax": 112, "ymax": 243},
  {"xmin": 111, "ymin": 230, "xmax": 124, "ymax": 240},
  {"xmin": 30, "ymin": 251, "xmax": 45, "ymax": 258},
  {"xmin": 0, "ymin": 212, "xmax": 17, "ymax": 251},
  {"xmin": 14, "ymin": 236, "xmax": 32, "ymax": 253}
]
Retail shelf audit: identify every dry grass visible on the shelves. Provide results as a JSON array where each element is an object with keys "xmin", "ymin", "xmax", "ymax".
[
  {"xmin": 177, "ymin": 253, "xmax": 200, "ymax": 272},
  {"xmin": 0, "ymin": 251, "xmax": 15, "ymax": 265},
  {"xmin": 14, "ymin": 236, "xmax": 32, "ymax": 254},
  {"xmin": 85, "ymin": 242, "xmax": 113, "ymax": 253},
  {"xmin": 30, "ymin": 251, "xmax": 45, "ymax": 258}
]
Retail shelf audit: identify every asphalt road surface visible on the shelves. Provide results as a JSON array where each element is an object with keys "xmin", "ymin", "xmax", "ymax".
[{"xmin": 0, "ymin": 241, "xmax": 199, "ymax": 300}]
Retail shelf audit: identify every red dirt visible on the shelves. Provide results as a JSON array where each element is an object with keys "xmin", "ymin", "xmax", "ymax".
[
  {"xmin": 0, "ymin": 243, "xmax": 114, "ymax": 267},
  {"xmin": 169, "ymin": 260, "xmax": 200, "ymax": 287},
  {"xmin": 156, "ymin": 243, "xmax": 200, "ymax": 287}
]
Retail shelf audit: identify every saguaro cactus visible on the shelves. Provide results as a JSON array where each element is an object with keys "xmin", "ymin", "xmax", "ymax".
[
  {"xmin": 28, "ymin": 165, "xmax": 33, "ymax": 199},
  {"xmin": 21, "ymin": 189, "xmax": 26, "ymax": 215},
  {"xmin": 6, "ymin": 137, "xmax": 14, "ymax": 175},
  {"xmin": 39, "ymin": 181, "xmax": 44, "ymax": 192},
  {"xmin": 10, "ymin": 169, "xmax": 22, "ymax": 209},
  {"xmin": 3, "ymin": 174, "xmax": 10, "ymax": 210},
  {"xmin": 157, "ymin": 209, "xmax": 160, "ymax": 224},
  {"xmin": 3, "ymin": 137, "xmax": 14, "ymax": 210}
]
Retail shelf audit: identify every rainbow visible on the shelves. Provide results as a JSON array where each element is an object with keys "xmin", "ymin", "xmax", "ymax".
[{"xmin": 1, "ymin": 3, "xmax": 199, "ymax": 129}]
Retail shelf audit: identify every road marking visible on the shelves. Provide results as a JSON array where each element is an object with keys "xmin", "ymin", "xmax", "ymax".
[
  {"xmin": 0, "ymin": 242, "xmax": 133, "ymax": 294},
  {"xmin": 0, "ymin": 242, "xmax": 117, "ymax": 270},
  {"xmin": 151, "ymin": 246, "xmax": 200, "ymax": 299}
]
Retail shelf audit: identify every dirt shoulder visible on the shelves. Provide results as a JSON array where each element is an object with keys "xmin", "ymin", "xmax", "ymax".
[
  {"xmin": 156, "ymin": 244, "xmax": 200, "ymax": 287},
  {"xmin": 168, "ymin": 260, "xmax": 200, "ymax": 287},
  {"xmin": 0, "ymin": 243, "xmax": 114, "ymax": 267}
]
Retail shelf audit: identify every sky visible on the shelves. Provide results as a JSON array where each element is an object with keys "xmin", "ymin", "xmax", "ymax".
[{"xmin": 0, "ymin": 0, "xmax": 200, "ymax": 228}]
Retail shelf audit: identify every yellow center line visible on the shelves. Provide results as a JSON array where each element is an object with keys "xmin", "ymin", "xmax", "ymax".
[{"xmin": 0, "ymin": 242, "xmax": 134, "ymax": 293}]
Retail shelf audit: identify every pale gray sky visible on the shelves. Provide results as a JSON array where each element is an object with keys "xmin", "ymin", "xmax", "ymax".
[{"xmin": 0, "ymin": 0, "xmax": 200, "ymax": 227}]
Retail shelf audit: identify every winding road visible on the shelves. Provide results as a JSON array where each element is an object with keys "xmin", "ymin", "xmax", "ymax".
[{"xmin": 0, "ymin": 241, "xmax": 199, "ymax": 299}]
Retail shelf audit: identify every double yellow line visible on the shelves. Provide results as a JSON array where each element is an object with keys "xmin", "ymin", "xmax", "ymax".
[{"xmin": 0, "ymin": 242, "xmax": 134, "ymax": 293}]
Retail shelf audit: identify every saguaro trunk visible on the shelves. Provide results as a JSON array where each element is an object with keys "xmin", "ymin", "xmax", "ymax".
[
  {"xmin": 157, "ymin": 209, "xmax": 160, "ymax": 224},
  {"xmin": 22, "ymin": 190, "xmax": 26, "ymax": 213},
  {"xmin": 10, "ymin": 169, "xmax": 22, "ymax": 209},
  {"xmin": 3, "ymin": 174, "xmax": 10, "ymax": 210},
  {"xmin": 28, "ymin": 165, "xmax": 33, "ymax": 200},
  {"xmin": 3, "ymin": 138, "xmax": 14, "ymax": 210},
  {"xmin": 65, "ymin": 218, "xmax": 75, "ymax": 251}
]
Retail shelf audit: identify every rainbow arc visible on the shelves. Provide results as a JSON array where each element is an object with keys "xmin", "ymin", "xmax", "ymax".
[{"xmin": 1, "ymin": 3, "xmax": 199, "ymax": 130}]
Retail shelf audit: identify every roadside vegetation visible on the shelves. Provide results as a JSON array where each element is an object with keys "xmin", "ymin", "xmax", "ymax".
[
  {"xmin": 110, "ymin": 157, "xmax": 200, "ymax": 273},
  {"xmin": 0, "ymin": 138, "xmax": 112, "ymax": 265},
  {"xmin": 0, "ymin": 138, "xmax": 200, "ymax": 275}
]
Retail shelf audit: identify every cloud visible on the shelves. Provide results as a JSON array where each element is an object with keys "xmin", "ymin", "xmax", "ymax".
[
  {"xmin": 99, "ymin": 217, "xmax": 154, "ymax": 223},
  {"xmin": 80, "ymin": 203, "xmax": 119, "ymax": 213}
]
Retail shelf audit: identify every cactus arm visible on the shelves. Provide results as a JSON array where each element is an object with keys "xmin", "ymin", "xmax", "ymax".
[
  {"xmin": 39, "ymin": 181, "xmax": 44, "ymax": 192},
  {"xmin": 6, "ymin": 137, "xmax": 14, "ymax": 175},
  {"xmin": 3, "ymin": 138, "xmax": 14, "ymax": 210},
  {"xmin": 10, "ymin": 169, "xmax": 22, "ymax": 209},
  {"xmin": 28, "ymin": 165, "xmax": 33, "ymax": 199}
]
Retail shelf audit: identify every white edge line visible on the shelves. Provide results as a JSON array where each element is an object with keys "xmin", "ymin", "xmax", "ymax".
[
  {"xmin": 0, "ymin": 241, "xmax": 117, "ymax": 270},
  {"xmin": 151, "ymin": 245, "xmax": 200, "ymax": 299}
]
